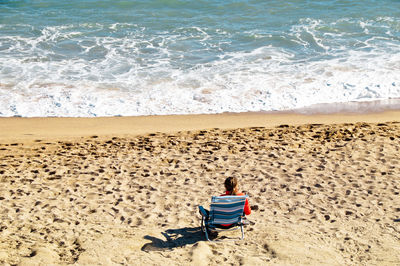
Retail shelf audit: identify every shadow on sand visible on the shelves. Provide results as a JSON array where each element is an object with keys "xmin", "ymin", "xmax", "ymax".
[{"xmin": 141, "ymin": 227, "xmax": 205, "ymax": 252}]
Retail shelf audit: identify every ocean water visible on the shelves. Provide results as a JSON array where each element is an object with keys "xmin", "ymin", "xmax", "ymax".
[{"xmin": 1, "ymin": 0, "xmax": 400, "ymax": 117}]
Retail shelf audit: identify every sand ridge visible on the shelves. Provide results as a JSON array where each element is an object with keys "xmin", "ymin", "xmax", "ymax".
[{"xmin": 0, "ymin": 121, "xmax": 400, "ymax": 265}]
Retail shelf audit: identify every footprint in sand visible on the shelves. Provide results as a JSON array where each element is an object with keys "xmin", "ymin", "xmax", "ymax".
[{"xmin": 190, "ymin": 242, "xmax": 212, "ymax": 266}]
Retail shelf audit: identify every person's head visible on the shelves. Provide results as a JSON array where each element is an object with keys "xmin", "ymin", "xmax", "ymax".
[{"xmin": 224, "ymin": 176, "xmax": 238, "ymax": 195}]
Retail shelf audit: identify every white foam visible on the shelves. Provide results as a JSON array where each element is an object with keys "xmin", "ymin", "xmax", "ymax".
[{"xmin": 1, "ymin": 20, "xmax": 400, "ymax": 117}]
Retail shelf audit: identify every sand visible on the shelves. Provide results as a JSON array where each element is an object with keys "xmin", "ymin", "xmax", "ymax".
[{"xmin": 0, "ymin": 111, "xmax": 400, "ymax": 265}]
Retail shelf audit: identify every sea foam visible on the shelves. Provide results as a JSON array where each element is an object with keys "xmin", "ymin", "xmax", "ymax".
[{"xmin": 1, "ymin": 11, "xmax": 400, "ymax": 117}]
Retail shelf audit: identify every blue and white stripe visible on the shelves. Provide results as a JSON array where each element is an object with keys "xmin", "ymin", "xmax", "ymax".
[{"xmin": 209, "ymin": 195, "xmax": 247, "ymax": 225}]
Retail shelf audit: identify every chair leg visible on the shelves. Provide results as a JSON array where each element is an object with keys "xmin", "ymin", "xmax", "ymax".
[
  {"xmin": 204, "ymin": 227, "xmax": 211, "ymax": 241},
  {"xmin": 200, "ymin": 215, "xmax": 211, "ymax": 241},
  {"xmin": 240, "ymin": 225, "xmax": 244, "ymax": 240},
  {"xmin": 201, "ymin": 216, "xmax": 205, "ymax": 232}
]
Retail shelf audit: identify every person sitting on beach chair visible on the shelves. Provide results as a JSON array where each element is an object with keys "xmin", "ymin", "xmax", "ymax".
[{"xmin": 198, "ymin": 177, "xmax": 251, "ymax": 241}]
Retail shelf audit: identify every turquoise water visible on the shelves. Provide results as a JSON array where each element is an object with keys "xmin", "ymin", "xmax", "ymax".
[{"xmin": 1, "ymin": 0, "xmax": 400, "ymax": 116}]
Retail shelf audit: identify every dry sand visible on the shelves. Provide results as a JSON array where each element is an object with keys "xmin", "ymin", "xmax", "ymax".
[{"xmin": 0, "ymin": 111, "xmax": 400, "ymax": 265}]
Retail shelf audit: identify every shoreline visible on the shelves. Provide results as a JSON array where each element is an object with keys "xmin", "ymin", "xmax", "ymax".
[
  {"xmin": 285, "ymin": 98, "xmax": 400, "ymax": 114},
  {"xmin": 1, "ymin": 108, "xmax": 400, "ymax": 142}
]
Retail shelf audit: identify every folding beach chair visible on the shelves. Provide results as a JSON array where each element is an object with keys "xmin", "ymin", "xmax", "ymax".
[{"xmin": 198, "ymin": 195, "xmax": 248, "ymax": 241}]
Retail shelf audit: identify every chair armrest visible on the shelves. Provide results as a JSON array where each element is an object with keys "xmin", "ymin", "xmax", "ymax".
[{"xmin": 198, "ymin": 206, "xmax": 208, "ymax": 218}]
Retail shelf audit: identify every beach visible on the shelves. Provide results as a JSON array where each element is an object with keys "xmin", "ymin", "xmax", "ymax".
[
  {"xmin": 2, "ymin": 0, "xmax": 400, "ymax": 264},
  {"xmin": 1, "ymin": 111, "xmax": 399, "ymax": 265}
]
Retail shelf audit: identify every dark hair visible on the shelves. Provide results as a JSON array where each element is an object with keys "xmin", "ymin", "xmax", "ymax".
[{"xmin": 224, "ymin": 177, "xmax": 238, "ymax": 195}]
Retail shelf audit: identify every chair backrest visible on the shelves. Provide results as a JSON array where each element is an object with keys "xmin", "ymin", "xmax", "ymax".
[{"xmin": 209, "ymin": 195, "xmax": 247, "ymax": 225}]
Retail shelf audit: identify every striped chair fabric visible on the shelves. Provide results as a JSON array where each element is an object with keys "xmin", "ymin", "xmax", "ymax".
[{"xmin": 209, "ymin": 195, "xmax": 247, "ymax": 226}]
